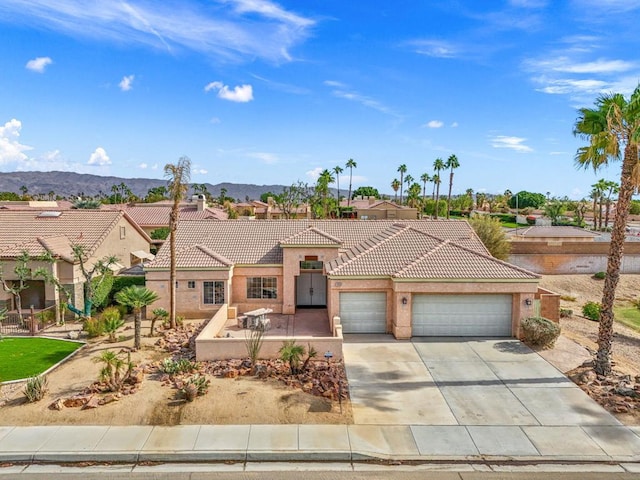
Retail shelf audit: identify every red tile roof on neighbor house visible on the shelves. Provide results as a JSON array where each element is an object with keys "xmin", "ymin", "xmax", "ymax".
[
  {"xmin": 0, "ymin": 210, "xmax": 149, "ymax": 260},
  {"xmin": 145, "ymin": 219, "xmax": 535, "ymax": 281},
  {"xmin": 508, "ymin": 226, "xmax": 601, "ymax": 238}
]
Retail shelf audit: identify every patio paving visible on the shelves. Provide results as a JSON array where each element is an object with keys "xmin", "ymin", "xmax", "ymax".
[{"xmin": 223, "ymin": 308, "xmax": 331, "ymax": 338}]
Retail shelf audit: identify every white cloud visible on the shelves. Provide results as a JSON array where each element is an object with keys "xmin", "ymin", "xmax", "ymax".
[
  {"xmin": 527, "ymin": 56, "xmax": 635, "ymax": 74},
  {"xmin": 409, "ymin": 39, "xmax": 458, "ymax": 58},
  {"xmin": 25, "ymin": 56, "xmax": 52, "ymax": 73},
  {"xmin": 210, "ymin": 117, "xmax": 221, "ymax": 124},
  {"xmin": 205, "ymin": 81, "xmax": 253, "ymax": 102},
  {"xmin": 139, "ymin": 162, "xmax": 148, "ymax": 169},
  {"xmin": 325, "ymin": 82, "xmax": 398, "ymax": 117},
  {"xmin": 119, "ymin": 74, "xmax": 135, "ymax": 91},
  {"xmin": 0, "ymin": 1, "xmax": 314, "ymax": 64},
  {"xmin": 323, "ymin": 80, "xmax": 346, "ymax": 88},
  {"xmin": 249, "ymin": 152, "xmax": 278, "ymax": 164},
  {"xmin": 194, "ymin": 168, "xmax": 208, "ymax": 174},
  {"xmin": 0, "ymin": 118, "xmax": 32, "ymax": 165},
  {"xmin": 425, "ymin": 120, "xmax": 443, "ymax": 128},
  {"xmin": 490, "ymin": 136, "xmax": 533, "ymax": 153},
  {"xmin": 88, "ymin": 147, "xmax": 111, "ymax": 165},
  {"xmin": 451, "ymin": 122, "xmax": 459, "ymax": 128},
  {"xmin": 306, "ymin": 167, "xmax": 323, "ymax": 181}
]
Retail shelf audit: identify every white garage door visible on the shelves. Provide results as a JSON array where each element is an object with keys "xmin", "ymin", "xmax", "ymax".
[
  {"xmin": 340, "ymin": 292, "xmax": 387, "ymax": 333},
  {"xmin": 412, "ymin": 294, "xmax": 513, "ymax": 337}
]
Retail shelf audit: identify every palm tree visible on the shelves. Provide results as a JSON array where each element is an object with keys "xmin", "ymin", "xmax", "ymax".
[
  {"xmin": 317, "ymin": 169, "xmax": 335, "ymax": 218},
  {"xmin": 115, "ymin": 286, "xmax": 160, "ymax": 350},
  {"xmin": 573, "ymin": 85, "xmax": 640, "ymax": 376},
  {"xmin": 603, "ymin": 180, "xmax": 619, "ymax": 229},
  {"xmin": 164, "ymin": 156, "xmax": 191, "ymax": 329},
  {"xmin": 432, "ymin": 157, "xmax": 445, "ymax": 218},
  {"xmin": 420, "ymin": 173, "xmax": 430, "ymax": 204},
  {"xmin": 397, "ymin": 164, "xmax": 407, "ymax": 204},
  {"xmin": 432, "ymin": 174, "xmax": 441, "ymax": 218},
  {"xmin": 391, "ymin": 179, "xmax": 401, "ymax": 203},
  {"xmin": 445, "ymin": 154, "xmax": 460, "ymax": 219},
  {"xmin": 345, "ymin": 158, "xmax": 357, "ymax": 207},
  {"xmin": 333, "ymin": 165, "xmax": 344, "ymax": 217},
  {"xmin": 404, "ymin": 174, "xmax": 414, "ymax": 203}
]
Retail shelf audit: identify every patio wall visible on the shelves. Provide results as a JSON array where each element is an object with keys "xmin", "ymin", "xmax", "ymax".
[{"xmin": 195, "ymin": 305, "xmax": 344, "ymax": 361}]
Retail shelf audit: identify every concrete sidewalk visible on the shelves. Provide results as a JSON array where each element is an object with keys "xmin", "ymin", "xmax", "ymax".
[{"xmin": 0, "ymin": 423, "xmax": 639, "ymax": 465}]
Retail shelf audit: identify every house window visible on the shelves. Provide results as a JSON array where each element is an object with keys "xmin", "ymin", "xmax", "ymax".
[
  {"xmin": 247, "ymin": 277, "xmax": 277, "ymax": 299},
  {"xmin": 188, "ymin": 281, "xmax": 196, "ymax": 289},
  {"xmin": 203, "ymin": 281, "xmax": 224, "ymax": 304}
]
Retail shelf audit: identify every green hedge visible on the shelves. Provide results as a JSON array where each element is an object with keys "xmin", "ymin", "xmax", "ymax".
[{"xmin": 107, "ymin": 276, "xmax": 145, "ymax": 306}]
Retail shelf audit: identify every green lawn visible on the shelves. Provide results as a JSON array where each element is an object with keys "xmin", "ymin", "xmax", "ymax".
[
  {"xmin": 614, "ymin": 305, "xmax": 640, "ymax": 332},
  {"xmin": 0, "ymin": 337, "xmax": 84, "ymax": 382}
]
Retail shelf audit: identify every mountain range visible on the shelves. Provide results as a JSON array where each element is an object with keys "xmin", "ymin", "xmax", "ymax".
[{"xmin": 0, "ymin": 171, "xmax": 290, "ymax": 201}]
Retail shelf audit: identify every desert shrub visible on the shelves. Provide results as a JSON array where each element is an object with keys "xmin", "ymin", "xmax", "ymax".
[
  {"xmin": 100, "ymin": 306, "xmax": 124, "ymax": 342},
  {"xmin": 93, "ymin": 350, "xmax": 134, "ymax": 392},
  {"xmin": 582, "ymin": 301, "xmax": 601, "ymax": 321},
  {"xmin": 520, "ymin": 317, "xmax": 561, "ymax": 348},
  {"xmin": 83, "ymin": 317, "xmax": 105, "ymax": 338},
  {"xmin": 160, "ymin": 357, "xmax": 197, "ymax": 375},
  {"xmin": 560, "ymin": 308, "xmax": 573, "ymax": 318},
  {"xmin": 593, "ymin": 271, "xmax": 606, "ymax": 280},
  {"xmin": 35, "ymin": 309, "xmax": 56, "ymax": 324},
  {"xmin": 181, "ymin": 374, "xmax": 210, "ymax": 401},
  {"xmin": 107, "ymin": 276, "xmax": 145, "ymax": 305},
  {"xmin": 24, "ymin": 375, "xmax": 48, "ymax": 402}
]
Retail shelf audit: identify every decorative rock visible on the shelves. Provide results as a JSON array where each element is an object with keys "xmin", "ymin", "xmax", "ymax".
[
  {"xmin": 81, "ymin": 396, "xmax": 100, "ymax": 410},
  {"xmin": 48, "ymin": 398, "xmax": 64, "ymax": 410},
  {"xmin": 67, "ymin": 330, "xmax": 80, "ymax": 340},
  {"xmin": 63, "ymin": 395, "xmax": 90, "ymax": 408},
  {"xmin": 100, "ymin": 394, "xmax": 119, "ymax": 405}
]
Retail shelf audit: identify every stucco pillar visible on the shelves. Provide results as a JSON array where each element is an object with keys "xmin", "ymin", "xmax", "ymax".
[{"xmin": 392, "ymin": 291, "xmax": 412, "ymax": 339}]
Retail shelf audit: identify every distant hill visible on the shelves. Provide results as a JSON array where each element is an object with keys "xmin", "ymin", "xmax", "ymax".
[{"xmin": 0, "ymin": 171, "xmax": 290, "ymax": 201}]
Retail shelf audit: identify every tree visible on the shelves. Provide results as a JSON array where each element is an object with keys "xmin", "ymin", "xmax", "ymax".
[
  {"xmin": 509, "ymin": 191, "xmax": 546, "ymax": 209},
  {"xmin": 70, "ymin": 245, "xmax": 118, "ymax": 318},
  {"xmin": 115, "ymin": 286, "xmax": 160, "ymax": 350},
  {"xmin": 276, "ymin": 181, "xmax": 311, "ymax": 219},
  {"xmin": 420, "ymin": 173, "xmax": 430, "ymax": 205},
  {"xmin": 469, "ymin": 215, "xmax": 511, "ymax": 260},
  {"xmin": 432, "ymin": 158, "xmax": 445, "ymax": 218},
  {"xmin": 603, "ymin": 180, "xmax": 619, "ymax": 229},
  {"xmin": 19, "ymin": 185, "xmax": 28, "ymax": 200},
  {"xmin": 390, "ymin": 179, "xmax": 401, "ymax": 203},
  {"xmin": 145, "ymin": 186, "xmax": 168, "ymax": 203},
  {"xmin": 316, "ymin": 169, "xmax": 335, "ymax": 218},
  {"xmin": 573, "ymin": 86, "xmax": 640, "ymax": 376},
  {"xmin": 332, "ymin": 165, "xmax": 343, "ymax": 216},
  {"xmin": 73, "ymin": 198, "xmax": 101, "ymax": 209},
  {"xmin": 397, "ymin": 164, "xmax": 407, "ymax": 204},
  {"xmin": 352, "ymin": 186, "xmax": 380, "ymax": 199},
  {"xmin": 544, "ymin": 202, "xmax": 565, "ymax": 225},
  {"xmin": 260, "ymin": 191, "xmax": 280, "ymax": 203},
  {"xmin": 445, "ymin": 154, "xmax": 460, "ymax": 219},
  {"xmin": 165, "ymin": 156, "xmax": 191, "ymax": 329},
  {"xmin": 406, "ymin": 182, "xmax": 422, "ymax": 209},
  {"xmin": 0, "ymin": 251, "xmax": 32, "ymax": 320},
  {"xmin": 345, "ymin": 158, "xmax": 357, "ymax": 208}
]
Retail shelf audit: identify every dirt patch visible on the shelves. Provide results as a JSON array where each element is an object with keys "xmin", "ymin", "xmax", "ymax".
[
  {"xmin": 539, "ymin": 274, "xmax": 640, "ymax": 425},
  {"xmin": 0, "ymin": 320, "xmax": 352, "ymax": 426}
]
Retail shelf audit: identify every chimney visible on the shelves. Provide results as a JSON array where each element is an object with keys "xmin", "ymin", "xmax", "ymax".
[
  {"xmin": 267, "ymin": 196, "xmax": 274, "ymax": 207},
  {"xmin": 196, "ymin": 194, "xmax": 207, "ymax": 211},
  {"xmin": 368, "ymin": 196, "xmax": 376, "ymax": 205}
]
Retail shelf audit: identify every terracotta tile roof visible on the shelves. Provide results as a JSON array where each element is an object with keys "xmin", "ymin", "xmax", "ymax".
[
  {"xmin": 280, "ymin": 227, "xmax": 342, "ymax": 246},
  {"xmin": 149, "ymin": 245, "xmax": 233, "ymax": 269},
  {"xmin": 325, "ymin": 225, "xmax": 538, "ymax": 280},
  {"xmin": 146, "ymin": 219, "xmax": 488, "ymax": 269},
  {"xmin": 508, "ymin": 226, "xmax": 600, "ymax": 238},
  {"xmin": 0, "ymin": 210, "xmax": 136, "ymax": 259},
  {"xmin": 119, "ymin": 204, "xmax": 227, "ymax": 227}
]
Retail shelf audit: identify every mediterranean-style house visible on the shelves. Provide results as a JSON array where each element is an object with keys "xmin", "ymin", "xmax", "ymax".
[
  {"xmin": 0, "ymin": 209, "xmax": 152, "ymax": 317},
  {"xmin": 145, "ymin": 219, "xmax": 544, "ymax": 339},
  {"xmin": 340, "ymin": 197, "xmax": 419, "ymax": 220}
]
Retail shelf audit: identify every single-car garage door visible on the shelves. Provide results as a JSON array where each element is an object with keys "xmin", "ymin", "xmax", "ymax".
[
  {"xmin": 412, "ymin": 294, "xmax": 513, "ymax": 337},
  {"xmin": 340, "ymin": 292, "xmax": 387, "ymax": 333}
]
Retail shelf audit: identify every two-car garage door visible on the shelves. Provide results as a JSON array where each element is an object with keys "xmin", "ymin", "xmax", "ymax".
[{"xmin": 412, "ymin": 294, "xmax": 513, "ymax": 337}]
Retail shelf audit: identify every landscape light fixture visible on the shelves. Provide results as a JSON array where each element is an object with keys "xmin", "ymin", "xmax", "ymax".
[
  {"xmin": 525, "ymin": 298, "xmax": 532, "ymax": 306},
  {"xmin": 402, "ymin": 297, "xmax": 408, "ymax": 305}
]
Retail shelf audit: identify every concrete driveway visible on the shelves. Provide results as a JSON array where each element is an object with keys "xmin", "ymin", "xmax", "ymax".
[{"xmin": 344, "ymin": 336, "xmax": 621, "ymax": 427}]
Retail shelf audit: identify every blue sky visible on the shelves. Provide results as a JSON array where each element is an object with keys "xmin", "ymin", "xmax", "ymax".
[{"xmin": 1, "ymin": 0, "xmax": 639, "ymax": 199}]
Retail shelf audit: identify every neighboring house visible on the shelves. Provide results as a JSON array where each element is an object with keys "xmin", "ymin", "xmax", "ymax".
[
  {"xmin": 248, "ymin": 198, "xmax": 310, "ymax": 219},
  {"xmin": 145, "ymin": 219, "xmax": 541, "ymax": 339},
  {"xmin": 341, "ymin": 197, "xmax": 419, "ymax": 220},
  {"xmin": 105, "ymin": 195, "xmax": 228, "ymax": 250},
  {"xmin": 0, "ymin": 210, "xmax": 152, "ymax": 315},
  {"xmin": 507, "ymin": 225, "xmax": 640, "ymax": 274}
]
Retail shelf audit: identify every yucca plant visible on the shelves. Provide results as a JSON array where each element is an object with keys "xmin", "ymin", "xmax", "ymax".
[
  {"xmin": 93, "ymin": 350, "xmax": 134, "ymax": 392},
  {"xmin": 100, "ymin": 306, "xmax": 124, "ymax": 342},
  {"xmin": 279, "ymin": 340, "xmax": 305, "ymax": 375},
  {"xmin": 150, "ymin": 307, "xmax": 168, "ymax": 336},
  {"xmin": 24, "ymin": 375, "xmax": 48, "ymax": 402}
]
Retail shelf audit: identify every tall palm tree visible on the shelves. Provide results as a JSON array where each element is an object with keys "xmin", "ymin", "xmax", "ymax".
[
  {"xmin": 573, "ymin": 86, "xmax": 640, "ymax": 376},
  {"xmin": 115, "ymin": 286, "xmax": 160, "ymax": 350},
  {"xmin": 317, "ymin": 169, "xmax": 335, "ymax": 218},
  {"xmin": 397, "ymin": 164, "xmax": 407, "ymax": 204},
  {"xmin": 603, "ymin": 180, "xmax": 619, "ymax": 229},
  {"xmin": 164, "ymin": 156, "xmax": 191, "ymax": 329},
  {"xmin": 420, "ymin": 173, "xmax": 430, "ymax": 204},
  {"xmin": 345, "ymin": 158, "xmax": 357, "ymax": 208},
  {"xmin": 432, "ymin": 158, "xmax": 445, "ymax": 218},
  {"xmin": 391, "ymin": 178, "xmax": 401, "ymax": 203},
  {"xmin": 404, "ymin": 174, "xmax": 414, "ymax": 200},
  {"xmin": 432, "ymin": 174, "xmax": 441, "ymax": 218},
  {"xmin": 333, "ymin": 165, "xmax": 344, "ymax": 217},
  {"xmin": 445, "ymin": 154, "xmax": 460, "ymax": 219}
]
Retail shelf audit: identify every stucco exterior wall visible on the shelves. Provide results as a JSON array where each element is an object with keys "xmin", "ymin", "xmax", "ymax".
[
  {"xmin": 509, "ymin": 241, "xmax": 640, "ymax": 274},
  {"xmin": 92, "ymin": 216, "xmax": 151, "ymax": 269},
  {"xmin": 231, "ymin": 266, "xmax": 283, "ymax": 315}
]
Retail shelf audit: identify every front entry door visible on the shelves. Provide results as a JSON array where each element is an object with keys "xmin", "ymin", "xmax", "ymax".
[{"xmin": 296, "ymin": 272, "xmax": 327, "ymax": 307}]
